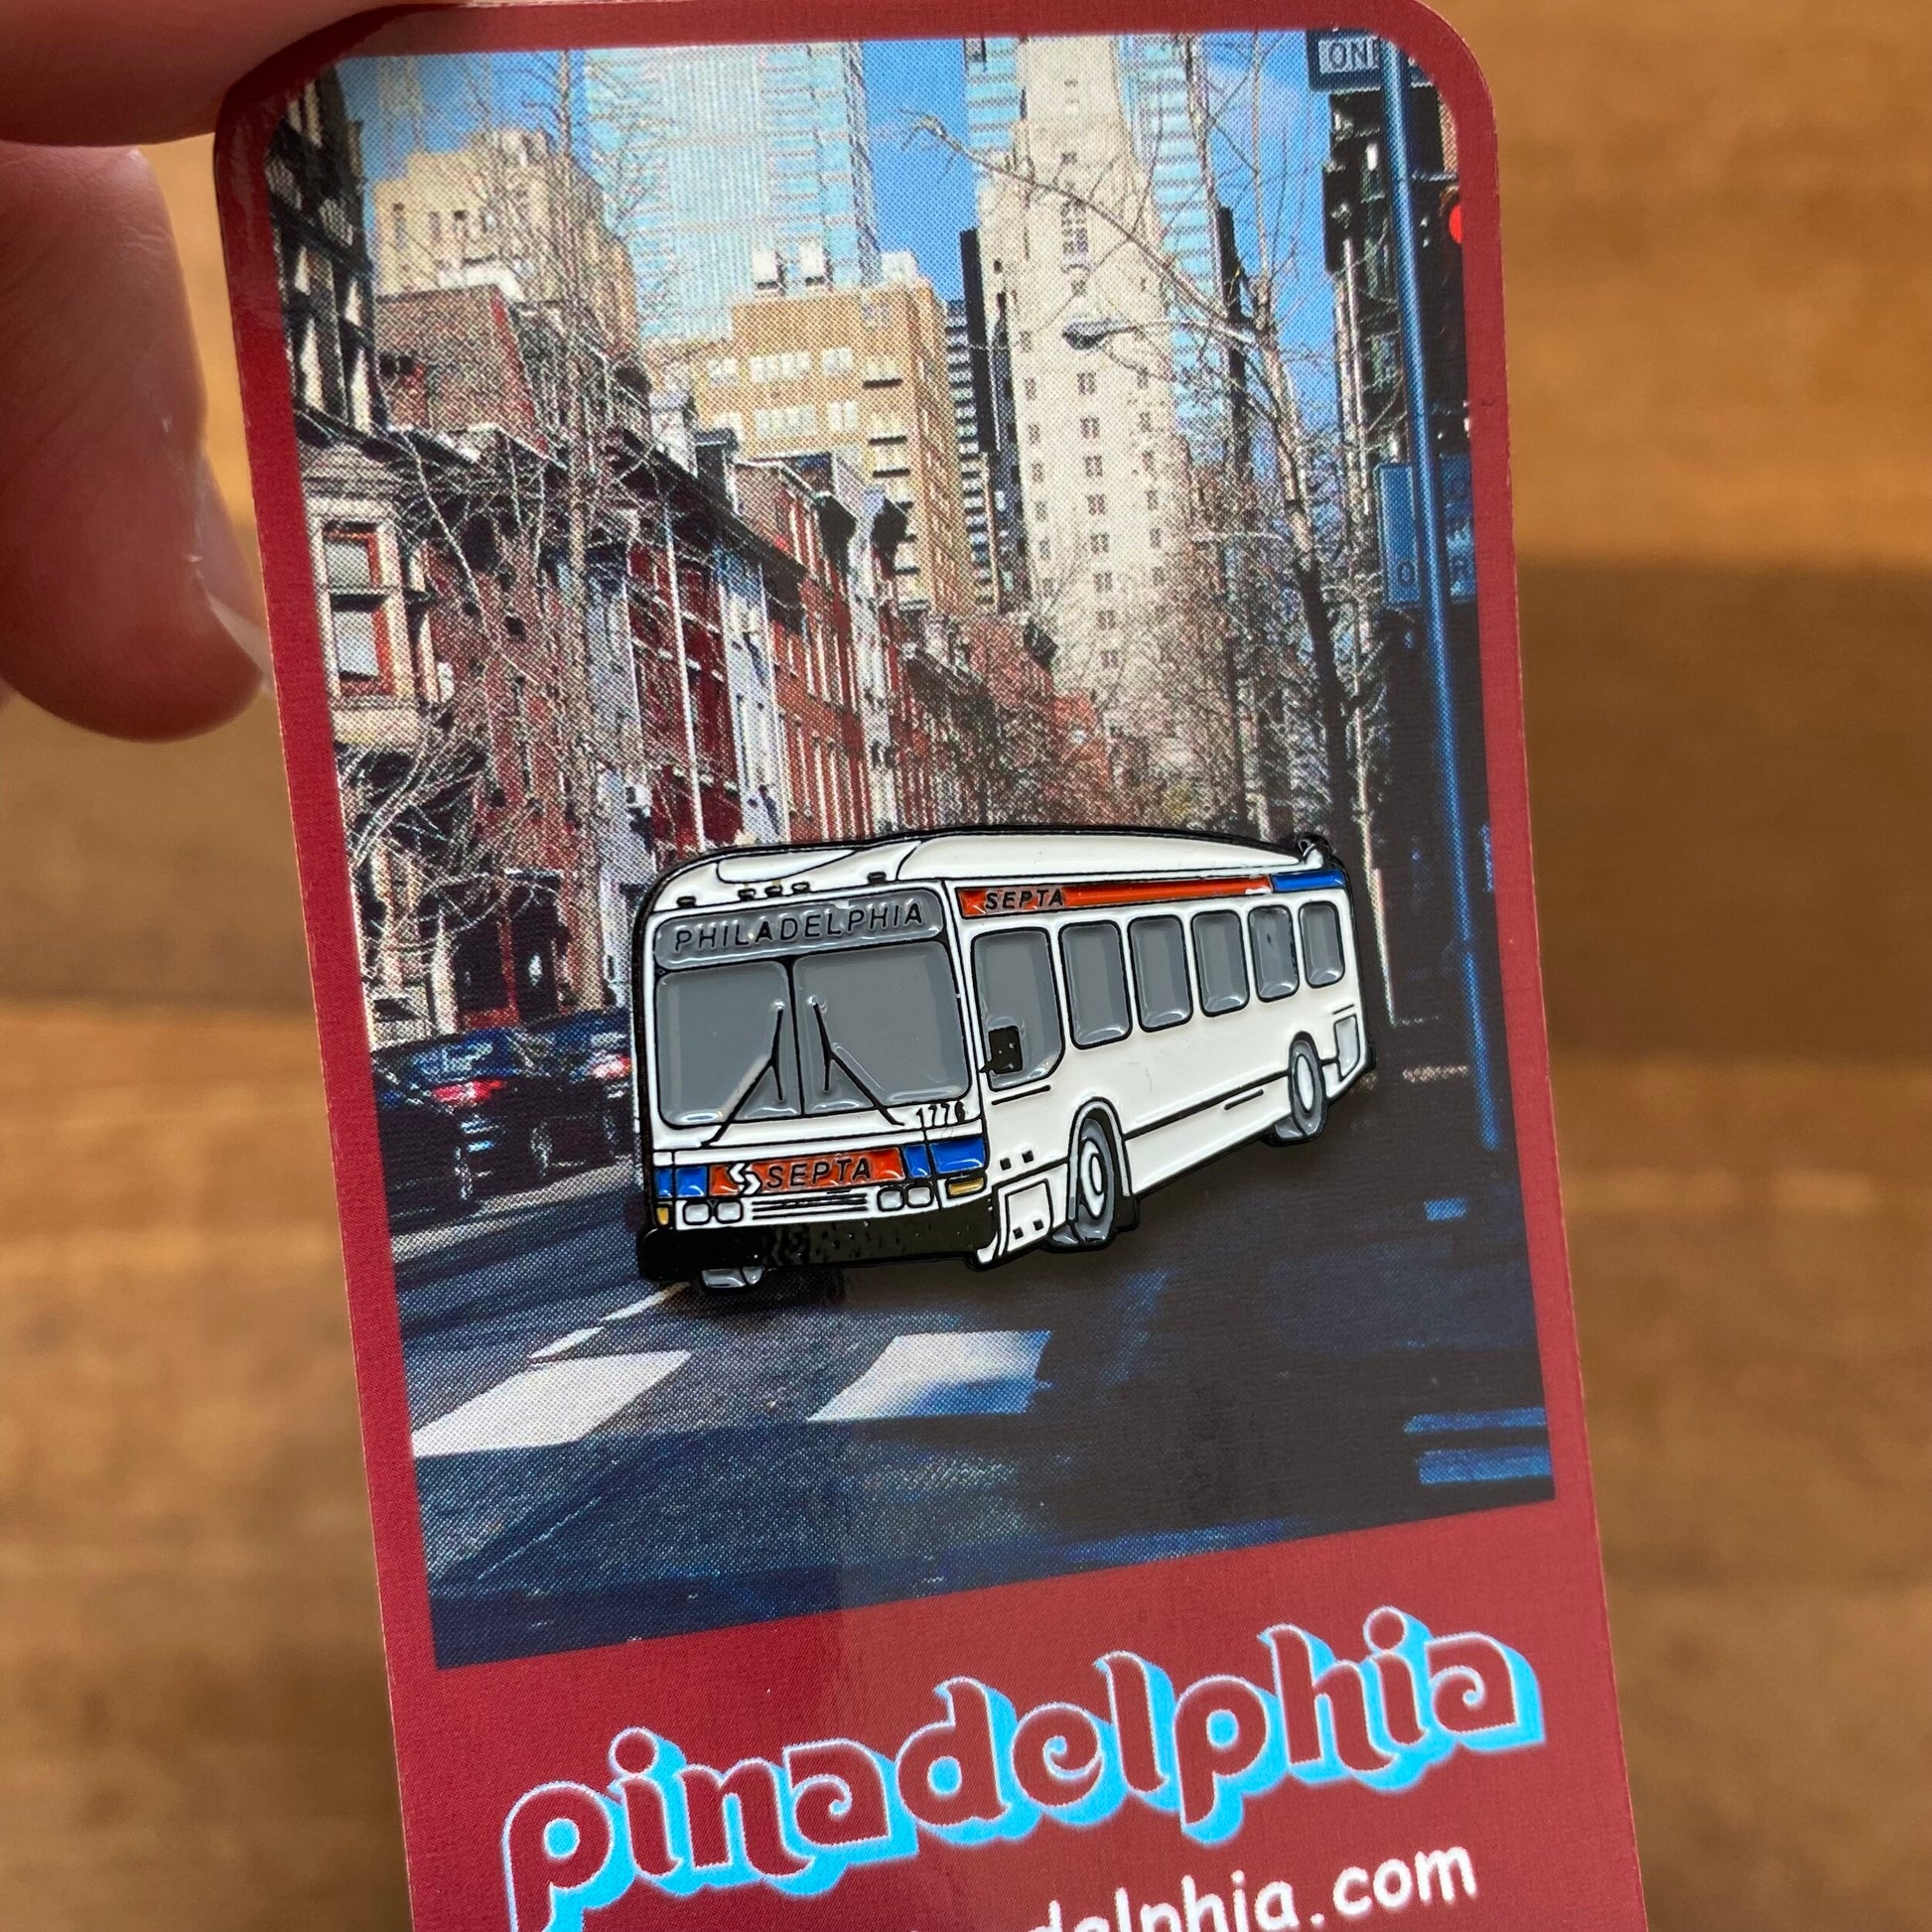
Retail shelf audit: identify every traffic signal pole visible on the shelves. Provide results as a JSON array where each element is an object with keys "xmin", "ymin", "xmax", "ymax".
[{"xmin": 1379, "ymin": 43, "xmax": 1502, "ymax": 1155}]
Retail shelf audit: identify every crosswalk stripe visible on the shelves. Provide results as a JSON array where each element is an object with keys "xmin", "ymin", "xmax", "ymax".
[
  {"xmin": 1404, "ymin": 1407, "xmax": 1547, "ymax": 1436},
  {"xmin": 530, "ymin": 1327, "xmax": 602, "ymax": 1361},
  {"xmin": 604, "ymin": 1285, "xmax": 686, "ymax": 1320},
  {"xmin": 412, "ymin": 1352, "xmax": 690, "ymax": 1457},
  {"xmin": 809, "ymin": 1330, "xmax": 1050, "ymax": 1423},
  {"xmin": 1417, "ymin": 1445, "xmax": 1553, "ymax": 1486}
]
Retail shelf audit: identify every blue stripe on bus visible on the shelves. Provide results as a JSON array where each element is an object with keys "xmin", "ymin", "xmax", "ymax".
[
  {"xmin": 1270, "ymin": 869, "xmax": 1347, "ymax": 894},
  {"xmin": 903, "ymin": 1134, "xmax": 988, "ymax": 1177}
]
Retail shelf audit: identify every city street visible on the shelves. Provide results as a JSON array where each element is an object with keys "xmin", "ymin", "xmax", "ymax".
[{"xmin": 394, "ymin": 1079, "xmax": 1554, "ymax": 1666}]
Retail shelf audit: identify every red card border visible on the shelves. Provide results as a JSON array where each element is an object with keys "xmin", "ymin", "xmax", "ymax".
[{"xmin": 215, "ymin": 6, "xmax": 1645, "ymax": 1927}]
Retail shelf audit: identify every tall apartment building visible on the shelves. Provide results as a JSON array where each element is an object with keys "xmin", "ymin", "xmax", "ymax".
[
  {"xmin": 665, "ymin": 257, "xmax": 975, "ymax": 617},
  {"xmin": 965, "ymin": 34, "xmax": 1224, "ymax": 434},
  {"xmin": 974, "ymin": 37, "xmax": 1195, "ymax": 758},
  {"xmin": 369, "ymin": 127, "xmax": 639, "ymax": 350},
  {"xmin": 945, "ymin": 297, "xmax": 998, "ymax": 611},
  {"xmin": 585, "ymin": 43, "xmax": 880, "ymax": 343}
]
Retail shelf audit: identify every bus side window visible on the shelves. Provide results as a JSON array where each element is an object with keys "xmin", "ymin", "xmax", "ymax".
[
  {"xmin": 1300, "ymin": 901, "xmax": 1347, "ymax": 987},
  {"xmin": 1128, "ymin": 915, "xmax": 1192, "ymax": 1032},
  {"xmin": 973, "ymin": 927, "xmax": 1064, "ymax": 1087},
  {"xmin": 1249, "ymin": 903, "xmax": 1299, "ymax": 1000},
  {"xmin": 1191, "ymin": 909, "xmax": 1249, "ymax": 1015},
  {"xmin": 1061, "ymin": 921, "xmax": 1132, "ymax": 1046}
]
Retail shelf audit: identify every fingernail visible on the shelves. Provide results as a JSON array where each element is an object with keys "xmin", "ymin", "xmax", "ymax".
[{"xmin": 192, "ymin": 454, "xmax": 272, "ymax": 687}]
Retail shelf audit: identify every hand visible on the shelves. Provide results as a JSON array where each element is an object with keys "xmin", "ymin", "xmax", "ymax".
[{"xmin": 0, "ymin": 0, "xmax": 453, "ymax": 738}]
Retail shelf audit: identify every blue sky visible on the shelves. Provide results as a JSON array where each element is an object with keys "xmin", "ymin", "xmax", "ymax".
[{"xmin": 863, "ymin": 40, "xmax": 975, "ymax": 301}]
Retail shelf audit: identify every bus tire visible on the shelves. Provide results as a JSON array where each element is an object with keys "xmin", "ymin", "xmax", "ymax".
[
  {"xmin": 1057, "ymin": 1111, "xmax": 1126, "ymax": 1250},
  {"xmin": 1268, "ymin": 1035, "xmax": 1328, "ymax": 1145}
]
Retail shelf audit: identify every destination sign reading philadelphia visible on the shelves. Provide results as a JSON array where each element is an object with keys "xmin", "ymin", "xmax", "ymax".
[{"xmin": 652, "ymin": 889, "xmax": 944, "ymax": 968}]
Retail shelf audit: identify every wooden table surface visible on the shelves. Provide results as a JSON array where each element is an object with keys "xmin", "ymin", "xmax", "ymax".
[{"xmin": 1, "ymin": 0, "xmax": 1928, "ymax": 1923}]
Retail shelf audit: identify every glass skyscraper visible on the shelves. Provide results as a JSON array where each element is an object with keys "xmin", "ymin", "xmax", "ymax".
[{"xmin": 587, "ymin": 43, "xmax": 882, "ymax": 343}]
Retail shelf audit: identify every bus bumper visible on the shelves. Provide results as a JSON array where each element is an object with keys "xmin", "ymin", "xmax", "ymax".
[{"xmin": 633, "ymin": 1195, "xmax": 1001, "ymax": 1278}]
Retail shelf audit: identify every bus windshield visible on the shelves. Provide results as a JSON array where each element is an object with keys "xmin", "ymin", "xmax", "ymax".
[{"xmin": 653, "ymin": 939, "xmax": 972, "ymax": 1130}]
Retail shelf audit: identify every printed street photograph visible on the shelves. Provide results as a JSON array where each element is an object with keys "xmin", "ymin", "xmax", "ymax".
[{"xmin": 266, "ymin": 29, "xmax": 1552, "ymax": 1666}]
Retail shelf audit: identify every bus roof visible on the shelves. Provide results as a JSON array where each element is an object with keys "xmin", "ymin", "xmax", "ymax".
[{"xmin": 647, "ymin": 829, "xmax": 1330, "ymax": 915}]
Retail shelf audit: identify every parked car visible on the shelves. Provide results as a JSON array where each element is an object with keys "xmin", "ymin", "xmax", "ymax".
[
  {"xmin": 525, "ymin": 1007, "xmax": 633, "ymax": 1147},
  {"xmin": 374, "ymin": 1028, "xmax": 623, "ymax": 1192},
  {"xmin": 372, "ymin": 1063, "xmax": 476, "ymax": 1220}
]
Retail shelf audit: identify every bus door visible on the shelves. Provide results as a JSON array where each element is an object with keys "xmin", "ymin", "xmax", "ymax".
[{"xmin": 968, "ymin": 922, "xmax": 1069, "ymax": 1251}]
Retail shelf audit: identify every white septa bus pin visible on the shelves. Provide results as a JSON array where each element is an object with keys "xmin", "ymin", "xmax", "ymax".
[{"xmin": 623, "ymin": 829, "xmax": 1369, "ymax": 1291}]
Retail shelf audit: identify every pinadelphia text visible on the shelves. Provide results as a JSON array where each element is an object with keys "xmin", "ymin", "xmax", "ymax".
[{"xmin": 503, "ymin": 1606, "xmax": 1543, "ymax": 1927}]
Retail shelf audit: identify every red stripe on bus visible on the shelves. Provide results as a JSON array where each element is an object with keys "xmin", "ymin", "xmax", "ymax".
[{"xmin": 956, "ymin": 876, "xmax": 1274, "ymax": 918}]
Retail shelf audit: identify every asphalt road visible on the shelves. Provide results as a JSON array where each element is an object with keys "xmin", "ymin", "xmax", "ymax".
[{"xmin": 393, "ymin": 1076, "xmax": 1554, "ymax": 1666}]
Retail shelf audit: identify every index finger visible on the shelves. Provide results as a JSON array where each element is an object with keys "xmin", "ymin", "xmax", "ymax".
[{"xmin": 0, "ymin": 0, "xmax": 458, "ymax": 146}]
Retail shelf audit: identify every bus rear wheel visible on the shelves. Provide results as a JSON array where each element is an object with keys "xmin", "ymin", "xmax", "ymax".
[
  {"xmin": 1056, "ymin": 1114, "xmax": 1125, "ymax": 1250},
  {"xmin": 1267, "ymin": 1035, "xmax": 1328, "ymax": 1145}
]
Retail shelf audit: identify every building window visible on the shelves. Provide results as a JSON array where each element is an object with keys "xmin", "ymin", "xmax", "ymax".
[
  {"xmin": 1030, "ymin": 461, "xmax": 1045, "ymax": 484},
  {"xmin": 1148, "ymin": 526, "xmax": 1162, "ymax": 548},
  {"xmin": 323, "ymin": 527, "xmax": 386, "ymax": 684},
  {"xmin": 509, "ymin": 672, "xmax": 535, "ymax": 792},
  {"xmin": 1095, "ymin": 607, "xmax": 1118, "ymax": 629},
  {"xmin": 1018, "ymin": 331, "xmax": 1033, "ymax": 352},
  {"xmin": 1089, "ymin": 531, "xmax": 1110, "ymax": 554},
  {"xmin": 1080, "ymin": 415, "xmax": 1100, "ymax": 440},
  {"xmin": 1093, "ymin": 570, "xmax": 1113, "ymax": 592},
  {"xmin": 1026, "ymin": 423, "xmax": 1040, "ymax": 445},
  {"xmin": 1023, "ymin": 376, "xmax": 1037, "ymax": 401},
  {"xmin": 1138, "ymin": 411, "xmax": 1153, "ymax": 431},
  {"xmin": 1145, "ymin": 486, "xmax": 1160, "ymax": 507},
  {"xmin": 1086, "ymin": 493, "xmax": 1106, "ymax": 516},
  {"xmin": 1099, "ymin": 646, "xmax": 1121, "ymax": 671},
  {"xmin": 1035, "ymin": 498, "xmax": 1049, "ymax": 521},
  {"xmin": 1083, "ymin": 455, "xmax": 1104, "ymax": 479},
  {"xmin": 1137, "ymin": 367, "xmax": 1150, "ymax": 388},
  {"xmin": 1076, "ymin": 370, "xmax": 1097, "ymax": 397}
]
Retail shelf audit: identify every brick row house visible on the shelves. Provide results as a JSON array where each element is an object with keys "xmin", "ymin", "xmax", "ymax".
[{"xmin": 272, "ymin": 72, "xmax": 1123, "ymax": 1045}]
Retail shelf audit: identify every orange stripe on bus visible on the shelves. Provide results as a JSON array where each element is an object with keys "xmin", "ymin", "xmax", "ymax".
[{"xmin": 956, "ymin": 876, "xmax": 1273, "ymax": 918}]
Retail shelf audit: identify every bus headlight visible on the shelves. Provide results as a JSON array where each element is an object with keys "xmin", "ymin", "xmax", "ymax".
[
  {"xmin": 877, "ymin": 1185, "xmax": 904, "ymax": 1212},
  {"xmin": 944, "ymin": 1173, "xmax": 987, "ymax": 1199},
  {"xmin": 905, "ymin": 1181, "xmax": 934, "ymax": 1209},
  {"xmin": 684, "ymin": 1199, "xmax": 713, "ymax": 1226},
  {"xmin": 713, "ymin": 1198, "xmax": 745, "ymax": 1224}
]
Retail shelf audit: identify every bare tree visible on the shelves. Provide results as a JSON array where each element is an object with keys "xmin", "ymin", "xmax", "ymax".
[{"xmin": 907, "ymin": 34, "xmax": 1401, "ymax": 1023}]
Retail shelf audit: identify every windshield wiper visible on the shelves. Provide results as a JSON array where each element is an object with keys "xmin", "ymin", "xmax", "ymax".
[
  {"xmin": 702, "ymin": 1004, "xmax": 787, "ymax": 1146},
  {"xmin": 809, "ymin": 998, "xmax": 901, "ymax": 1125}
]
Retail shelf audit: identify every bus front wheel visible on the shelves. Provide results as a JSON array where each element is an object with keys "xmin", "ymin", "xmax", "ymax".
[
  {"xmin": 1055, "ymin": 1113, "xmax": 1126, "ymax": 1250},
  {"xmin": 1267, "ymin": 1035, "xmax": 1329, "ymax": 1145}
]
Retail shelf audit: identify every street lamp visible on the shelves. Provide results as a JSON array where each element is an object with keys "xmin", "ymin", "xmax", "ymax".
[{"xmin": 1061, "ymin": 316, "xmax": 1138, "ymax": 352}]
